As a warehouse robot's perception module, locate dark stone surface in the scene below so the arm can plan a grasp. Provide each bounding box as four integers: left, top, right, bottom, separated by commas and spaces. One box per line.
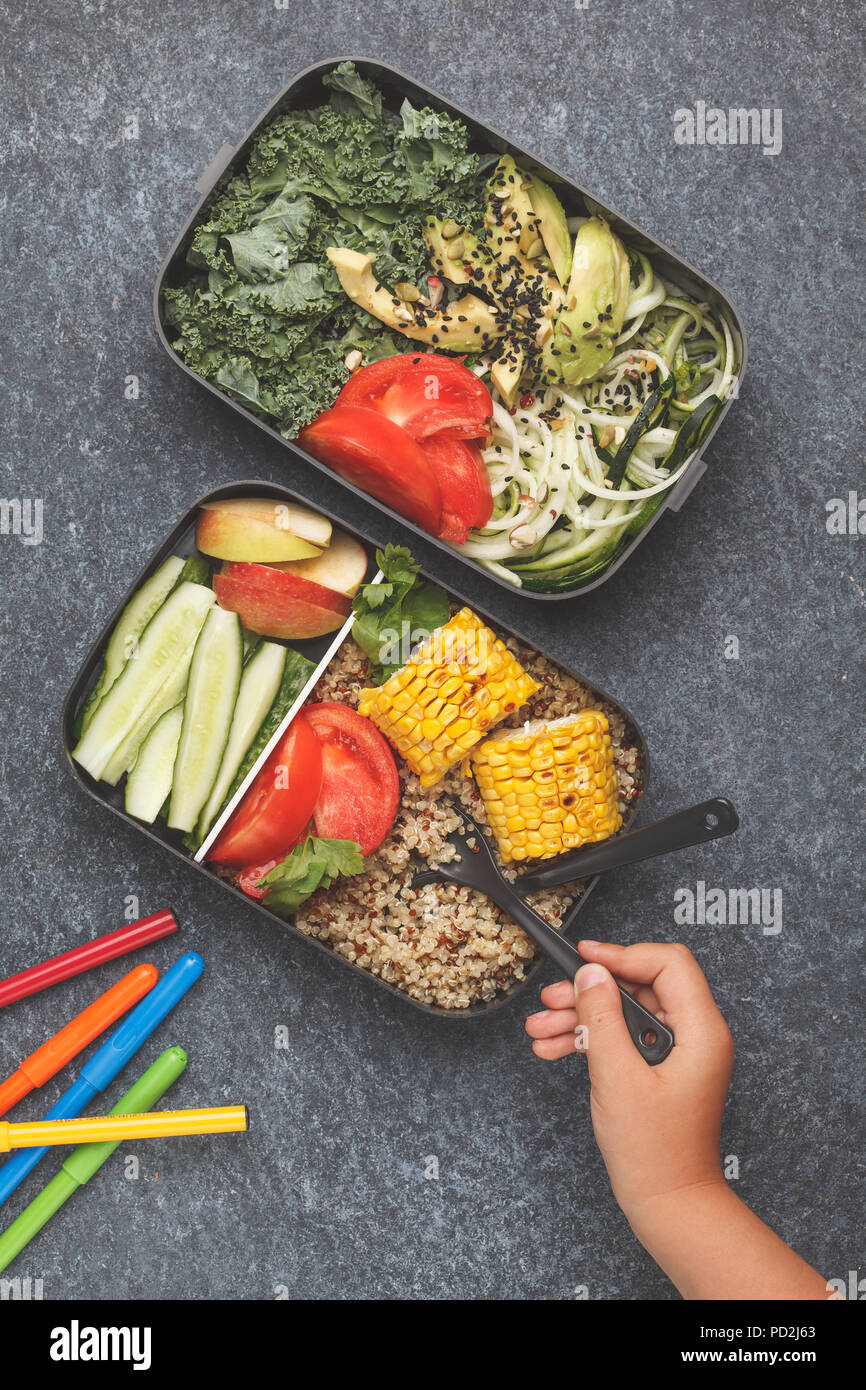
1, 0, 862, 1301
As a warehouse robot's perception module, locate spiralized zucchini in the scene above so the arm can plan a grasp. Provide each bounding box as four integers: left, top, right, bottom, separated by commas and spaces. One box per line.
461, 268, 740, 588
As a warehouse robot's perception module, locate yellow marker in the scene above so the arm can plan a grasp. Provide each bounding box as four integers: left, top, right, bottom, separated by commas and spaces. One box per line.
0, 1106, 248, 1152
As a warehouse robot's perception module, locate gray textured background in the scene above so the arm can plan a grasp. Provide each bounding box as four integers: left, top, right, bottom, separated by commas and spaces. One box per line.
1, 0, 863, 1301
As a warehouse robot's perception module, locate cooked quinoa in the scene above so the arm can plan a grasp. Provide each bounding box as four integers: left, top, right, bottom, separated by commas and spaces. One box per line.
293, 629, 642, 1010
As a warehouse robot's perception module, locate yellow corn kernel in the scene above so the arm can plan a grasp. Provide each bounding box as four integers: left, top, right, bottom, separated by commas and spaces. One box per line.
467, 711, 622, 863
357, 608, 539, 787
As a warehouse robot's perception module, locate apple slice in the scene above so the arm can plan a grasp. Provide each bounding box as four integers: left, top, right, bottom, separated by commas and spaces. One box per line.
269, 525, 368, 597
214, 562, 351, 640
200, 497, 332, 546
196, 497, 331, 563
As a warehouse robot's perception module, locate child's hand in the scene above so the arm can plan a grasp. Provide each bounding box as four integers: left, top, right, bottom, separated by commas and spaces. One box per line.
524, 940, 734, 1218
526, 940, 830, 1299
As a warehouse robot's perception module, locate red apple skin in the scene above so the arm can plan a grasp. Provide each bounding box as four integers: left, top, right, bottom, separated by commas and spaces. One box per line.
213, 563, 351, 640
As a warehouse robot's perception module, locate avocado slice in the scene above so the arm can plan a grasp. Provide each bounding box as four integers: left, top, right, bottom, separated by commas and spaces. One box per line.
539, 218, 631, 386
423, 218, 473, 285
523, 171, 572, 286
490, 336, 525, 406
484, 155, 546, 278
327, 248, 503, 353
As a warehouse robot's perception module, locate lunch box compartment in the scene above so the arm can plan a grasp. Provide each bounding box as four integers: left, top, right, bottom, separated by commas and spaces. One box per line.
154, 58, 747, 601
62, 481, 649, 1017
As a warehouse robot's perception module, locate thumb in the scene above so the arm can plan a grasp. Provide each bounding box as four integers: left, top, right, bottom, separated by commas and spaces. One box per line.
574, 963, 642, 1086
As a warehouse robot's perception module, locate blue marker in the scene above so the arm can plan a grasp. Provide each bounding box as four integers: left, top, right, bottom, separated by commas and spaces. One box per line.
0, 951, 203, 1207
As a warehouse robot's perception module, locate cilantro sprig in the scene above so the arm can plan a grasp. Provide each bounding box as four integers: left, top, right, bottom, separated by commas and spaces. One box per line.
351, 545, 450, 684
259, 836, 365, 918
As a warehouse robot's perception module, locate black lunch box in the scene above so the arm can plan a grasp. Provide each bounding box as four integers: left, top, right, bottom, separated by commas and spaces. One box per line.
153, 58, 748, 602
62, 481, 649, 1017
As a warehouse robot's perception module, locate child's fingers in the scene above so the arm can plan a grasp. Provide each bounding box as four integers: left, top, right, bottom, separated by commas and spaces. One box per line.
532, 1032, 585, 1060
577, 940, 720, 1036
536, 976, 664, 1029
632, 984, 666, 1019
525, 1006, 579, 1038
539, 979, 577, 1010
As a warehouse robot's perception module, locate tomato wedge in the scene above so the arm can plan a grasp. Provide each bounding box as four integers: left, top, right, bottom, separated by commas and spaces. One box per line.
207, 714, 322, 867
336, 354, 493, 441
303, 702, 400, 855
235, 859, 281, 900
298, 405, 441, 534
421, 434, 494, 543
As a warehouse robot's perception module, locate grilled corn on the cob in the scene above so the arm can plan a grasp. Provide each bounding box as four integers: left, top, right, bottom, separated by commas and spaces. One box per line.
357, 608, 539, 788
467, 711, 622, 862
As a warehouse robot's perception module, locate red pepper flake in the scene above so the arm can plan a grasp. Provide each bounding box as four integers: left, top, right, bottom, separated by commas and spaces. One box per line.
520, 391, 535, 409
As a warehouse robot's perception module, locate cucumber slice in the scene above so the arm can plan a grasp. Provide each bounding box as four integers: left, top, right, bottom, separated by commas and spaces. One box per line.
101, 654, 193, 787
167, 608, 243, 832
171, 555, 212, 590
193, 641, 288, 844
125, 705, 184, 823
510, 507, 630, 575
197, 647, 315, 848
605, 375, 675, 487
622, 395, 722, 541
72, 582, 216, 780
518, 545, 628, 592
76, 555, 186, 736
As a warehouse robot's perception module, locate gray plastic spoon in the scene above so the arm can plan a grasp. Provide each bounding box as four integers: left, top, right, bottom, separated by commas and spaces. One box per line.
413, 807, 675, 1065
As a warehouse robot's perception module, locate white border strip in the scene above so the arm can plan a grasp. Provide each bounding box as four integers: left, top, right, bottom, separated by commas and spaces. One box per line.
194, 569, 383, 863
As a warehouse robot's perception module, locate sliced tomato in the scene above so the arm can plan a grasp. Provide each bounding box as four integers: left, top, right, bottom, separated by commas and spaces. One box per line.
336, 354, 493, 442
235, 858, 281, 900
421, 434, 494, 544
298, 405, 441, 535
303, 702, 399, 855
207, 714, 322, 867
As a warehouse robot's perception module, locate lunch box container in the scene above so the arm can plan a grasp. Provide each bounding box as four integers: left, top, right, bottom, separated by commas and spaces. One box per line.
154, 58, 747, 602
62, 481, 649, 1017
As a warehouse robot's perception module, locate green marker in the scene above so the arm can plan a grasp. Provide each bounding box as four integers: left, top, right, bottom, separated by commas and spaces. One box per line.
0, 1045, 187, 1273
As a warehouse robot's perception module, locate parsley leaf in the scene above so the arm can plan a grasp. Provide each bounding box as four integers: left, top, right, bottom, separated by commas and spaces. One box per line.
351, 545, 449, 684
259, 836, 365, 917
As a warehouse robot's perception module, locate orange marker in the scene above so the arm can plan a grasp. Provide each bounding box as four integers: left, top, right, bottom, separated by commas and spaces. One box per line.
0, 964, 158, 1118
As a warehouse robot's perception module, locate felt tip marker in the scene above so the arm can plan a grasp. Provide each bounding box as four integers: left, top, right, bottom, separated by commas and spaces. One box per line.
0, 951, 203, 1208
0, 1046, 188, 1274
0, 964, 158, 1118
0, 1105, 248, 1152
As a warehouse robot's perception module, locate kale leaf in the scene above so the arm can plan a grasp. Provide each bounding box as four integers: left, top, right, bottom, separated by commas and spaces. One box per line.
162, 64, 490, 437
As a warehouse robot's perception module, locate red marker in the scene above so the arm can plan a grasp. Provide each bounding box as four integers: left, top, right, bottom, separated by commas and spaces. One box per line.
0, 911, 177, 1009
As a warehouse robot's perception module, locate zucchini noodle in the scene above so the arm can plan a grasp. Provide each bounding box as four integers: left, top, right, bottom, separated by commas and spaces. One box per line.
457, 270, 740, 588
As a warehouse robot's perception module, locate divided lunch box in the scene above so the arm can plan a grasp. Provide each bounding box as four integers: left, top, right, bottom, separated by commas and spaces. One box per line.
62, 481, 649, 1017
153, 58, 747, 602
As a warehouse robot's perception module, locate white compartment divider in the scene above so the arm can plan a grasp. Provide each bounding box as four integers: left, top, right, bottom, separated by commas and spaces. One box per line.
194, 569, 383, 863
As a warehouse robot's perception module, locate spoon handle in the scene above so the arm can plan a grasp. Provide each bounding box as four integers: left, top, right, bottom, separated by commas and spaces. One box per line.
516, 798, 739, 894
488, 884, 674, 1065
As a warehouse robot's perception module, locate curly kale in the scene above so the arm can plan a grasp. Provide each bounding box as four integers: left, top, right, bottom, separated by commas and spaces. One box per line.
163, 63, 492, 436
